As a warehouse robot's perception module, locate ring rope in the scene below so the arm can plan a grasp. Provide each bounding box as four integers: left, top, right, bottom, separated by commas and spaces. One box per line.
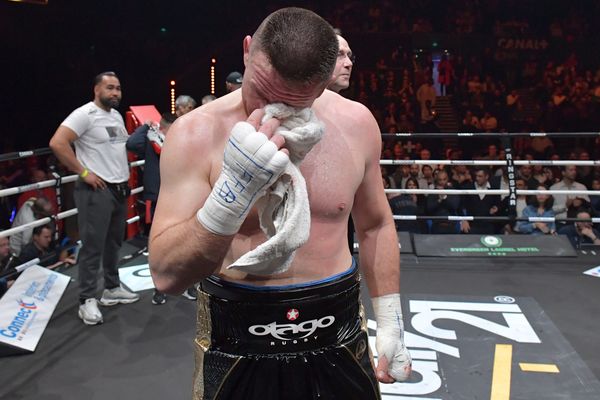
381, 131, 600, 138
0, 185, 144, 239
0, 147, 53, 163
391, 215, 600, 223
385, 189, 600, 196
0, 160, 145, 200
380, 159, 600, 166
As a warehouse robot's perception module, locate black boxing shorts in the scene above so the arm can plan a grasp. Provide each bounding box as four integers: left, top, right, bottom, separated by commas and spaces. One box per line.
192, 261, 381, 400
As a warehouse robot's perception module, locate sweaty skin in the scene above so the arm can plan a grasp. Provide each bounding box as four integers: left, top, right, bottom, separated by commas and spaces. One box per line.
149, 36, 401, 383
150, 85, 397, 289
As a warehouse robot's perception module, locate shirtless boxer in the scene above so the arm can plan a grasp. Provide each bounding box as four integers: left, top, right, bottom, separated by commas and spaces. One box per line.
149, 7, 411, 400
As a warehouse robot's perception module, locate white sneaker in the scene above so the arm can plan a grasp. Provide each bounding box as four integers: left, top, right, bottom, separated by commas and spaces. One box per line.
99, 285, 140, 306
181, 287, 197, 301
78, 298, 103, 325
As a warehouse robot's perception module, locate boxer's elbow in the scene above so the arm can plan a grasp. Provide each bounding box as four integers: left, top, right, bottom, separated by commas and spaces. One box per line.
149, 254, 214, 295
151, 269, 185, 295
150, 263, 187, 295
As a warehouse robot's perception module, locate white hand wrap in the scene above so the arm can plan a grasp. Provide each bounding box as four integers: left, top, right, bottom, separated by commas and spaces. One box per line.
372, 293, 412, 381
197, 121, 290, 236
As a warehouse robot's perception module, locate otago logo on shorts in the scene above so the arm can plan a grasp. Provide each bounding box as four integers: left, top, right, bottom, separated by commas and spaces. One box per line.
248, 315, 335, 342
481, 235, 502, 248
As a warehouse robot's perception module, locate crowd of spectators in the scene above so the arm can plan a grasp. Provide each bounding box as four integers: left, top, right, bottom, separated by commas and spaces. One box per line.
335, 1, 600, 137
324, 1, 600, 241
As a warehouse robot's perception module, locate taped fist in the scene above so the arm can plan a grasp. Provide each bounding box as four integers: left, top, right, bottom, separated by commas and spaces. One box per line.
372, 293, 412, 382
197, 121, 289, 236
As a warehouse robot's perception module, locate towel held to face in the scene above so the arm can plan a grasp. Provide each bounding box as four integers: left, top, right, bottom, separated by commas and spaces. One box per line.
227, 103, 324, 275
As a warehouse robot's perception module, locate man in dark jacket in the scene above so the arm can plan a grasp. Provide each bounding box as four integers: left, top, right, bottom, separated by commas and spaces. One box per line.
127, 113, 176, 220
426, 171, 461, 233
126, 112, 176, 305
460, 167, 500, 234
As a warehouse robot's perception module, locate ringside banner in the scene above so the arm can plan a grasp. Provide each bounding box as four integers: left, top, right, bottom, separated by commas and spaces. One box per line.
413, 234, 577, 257
0, 266, 70, 353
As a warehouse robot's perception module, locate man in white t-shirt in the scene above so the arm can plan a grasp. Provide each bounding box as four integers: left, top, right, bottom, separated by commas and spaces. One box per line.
551, 164, 590, 221
49, 71, 139, 326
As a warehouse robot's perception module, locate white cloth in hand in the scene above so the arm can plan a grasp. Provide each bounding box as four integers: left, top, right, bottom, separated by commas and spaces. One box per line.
197, 122, 289, 236
228, 103, 324, 275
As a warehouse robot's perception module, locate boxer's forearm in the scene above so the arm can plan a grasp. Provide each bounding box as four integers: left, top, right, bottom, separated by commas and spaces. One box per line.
357, 219, 400, 297
149, 216, 233, 294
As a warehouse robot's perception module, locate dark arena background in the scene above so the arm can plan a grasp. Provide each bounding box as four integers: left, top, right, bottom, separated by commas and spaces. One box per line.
1, 1, 600, 399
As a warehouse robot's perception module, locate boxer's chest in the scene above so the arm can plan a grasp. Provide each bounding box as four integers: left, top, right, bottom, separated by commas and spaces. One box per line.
300, 128, 364, 221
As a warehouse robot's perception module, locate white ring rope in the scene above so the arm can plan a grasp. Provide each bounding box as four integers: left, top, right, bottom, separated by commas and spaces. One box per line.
126, 215, 140, 224
382, 131, 600, 137
380, 159, 600, 166
0, 160, 145, 200
385, 189, 600, 196
0, 185, 144, 239
392, 215, 600, 223
0, 175, 78, 199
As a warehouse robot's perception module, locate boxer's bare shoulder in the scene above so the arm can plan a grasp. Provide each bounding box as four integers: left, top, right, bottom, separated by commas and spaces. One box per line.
314, 90, 380, 142
162, 91, 247, 184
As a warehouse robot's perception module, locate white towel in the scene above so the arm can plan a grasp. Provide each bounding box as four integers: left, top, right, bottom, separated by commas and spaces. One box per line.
227, 103, 324, 275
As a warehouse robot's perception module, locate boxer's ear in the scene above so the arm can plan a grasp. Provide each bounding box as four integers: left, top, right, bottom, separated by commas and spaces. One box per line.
243, 35, 252, 66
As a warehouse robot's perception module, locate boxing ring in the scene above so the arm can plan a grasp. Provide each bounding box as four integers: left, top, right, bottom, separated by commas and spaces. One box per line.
1, 130, 600, 400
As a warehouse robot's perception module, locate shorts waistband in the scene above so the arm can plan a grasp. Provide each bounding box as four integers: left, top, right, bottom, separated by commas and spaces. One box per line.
197, 262, 362, 355
201, 259, 357, 302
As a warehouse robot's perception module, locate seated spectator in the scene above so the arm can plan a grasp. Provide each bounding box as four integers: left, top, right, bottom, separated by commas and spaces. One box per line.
420, 148, 432, 161
480, 111, 498, 132
10, 196, 54, 256
529, 135, 554, 159
551, 165, 590, 222
481, 144, 500, 160
0, 234, 15, 297
381, 166, 396, 189
396, 114, 415, 132
558, 209, 600, 248
577, 151, 594, 188
460, 167, 500, 234
506, 89, 520, 107
16, 168, 58, 212
517, 164, 539, 189
532, 164, 552, 186
590, 178, 600, 217
389, 178, 424, 233
408, 164, 429, 189
392, 163, 410, 188
462, 110, 481, 131
516, 186, 556, 235
567, 195, 591, 219
426, 171, 460, 233
421, 165, 434, 187
451, 164, 472, 188
392, 142, 405, 159
19, 225, 75, 269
